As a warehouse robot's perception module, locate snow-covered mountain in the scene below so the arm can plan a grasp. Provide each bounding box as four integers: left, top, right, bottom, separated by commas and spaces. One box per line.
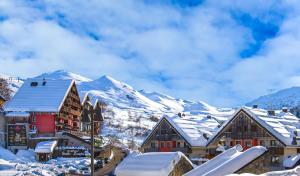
246, 87, 300, 109
36, 70, 92, 84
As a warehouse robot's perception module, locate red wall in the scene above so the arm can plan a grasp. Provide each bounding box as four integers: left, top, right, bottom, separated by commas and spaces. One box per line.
36, 113, 56, 134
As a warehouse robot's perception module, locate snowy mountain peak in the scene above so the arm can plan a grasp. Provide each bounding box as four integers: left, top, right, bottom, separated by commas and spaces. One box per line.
90, 75, 133, 91
35, 70, 92, 83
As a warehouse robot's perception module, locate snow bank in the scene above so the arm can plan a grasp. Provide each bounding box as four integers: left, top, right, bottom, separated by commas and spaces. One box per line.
115, 152, 192, 176
228, 166, 300, 176
35, 141, 57, 153
16, 149, 36, 162
0, 146, 18, 161
185, 145, 267, 176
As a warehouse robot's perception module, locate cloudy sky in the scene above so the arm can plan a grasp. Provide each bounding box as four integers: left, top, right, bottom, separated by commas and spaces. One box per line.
0, 0, 300, 106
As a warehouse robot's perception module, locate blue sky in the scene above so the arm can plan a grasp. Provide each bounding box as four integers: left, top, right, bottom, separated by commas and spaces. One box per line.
0, 0, 300, 107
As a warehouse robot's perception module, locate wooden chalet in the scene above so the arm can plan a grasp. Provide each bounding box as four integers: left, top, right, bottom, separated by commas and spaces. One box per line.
80, 93, 104, 135
141, 112, 233, 161
207, 106, 300, 173
4, 78, 82, 151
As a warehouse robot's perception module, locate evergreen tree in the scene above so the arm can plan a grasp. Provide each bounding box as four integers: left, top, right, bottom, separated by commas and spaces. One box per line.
0, 78, 11, 101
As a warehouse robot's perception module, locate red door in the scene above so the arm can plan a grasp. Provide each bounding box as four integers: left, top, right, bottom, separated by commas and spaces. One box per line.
36, 113, 55, 134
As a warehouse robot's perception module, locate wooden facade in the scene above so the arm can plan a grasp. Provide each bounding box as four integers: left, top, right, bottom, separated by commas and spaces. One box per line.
57, 83, 82, 132
142, 118, 192, 156
80, 96, 104, 135
208, 109, 298, 172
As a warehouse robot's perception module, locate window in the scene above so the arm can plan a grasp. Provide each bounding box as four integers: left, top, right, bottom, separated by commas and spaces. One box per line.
184, 142, 187, 148
177, 142, 181, 148
245, 140, 252, 148
151, 142, 156, 148
297, 148, 300, 154
271, 156, 280, 165
260, 140, 265, 146
235, 140, 241, 145
167, 142, 171, 148
230, 141, 233, 146
160, 142, 165, 148
270, 140, 277, 146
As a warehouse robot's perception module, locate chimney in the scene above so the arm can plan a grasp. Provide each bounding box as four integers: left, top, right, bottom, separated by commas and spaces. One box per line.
42, 78, 47, 86
252, 105, 258, 109
203, 133, 209, 140
282, 107, 288, 113
268, 110, 275, 116
178, 112, 182, 118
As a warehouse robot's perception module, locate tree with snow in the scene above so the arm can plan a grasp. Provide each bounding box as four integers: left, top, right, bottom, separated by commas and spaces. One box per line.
0, 78, 11, 101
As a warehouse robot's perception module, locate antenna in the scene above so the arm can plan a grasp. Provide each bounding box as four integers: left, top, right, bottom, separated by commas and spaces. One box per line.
267, 88, 275, 110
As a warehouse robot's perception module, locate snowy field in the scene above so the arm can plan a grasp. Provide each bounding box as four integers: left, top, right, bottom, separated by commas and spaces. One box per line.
0, 147, 92, 176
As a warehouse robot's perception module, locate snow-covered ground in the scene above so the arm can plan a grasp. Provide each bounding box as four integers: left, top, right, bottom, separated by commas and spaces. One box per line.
0, 146, 92, 176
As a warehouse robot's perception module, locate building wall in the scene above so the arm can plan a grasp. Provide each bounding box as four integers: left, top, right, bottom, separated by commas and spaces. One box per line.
0, 112, 6, 147
171, 157, 194, 176
35, 113, 56, 134
142, 119, 191, 155
284, 147, 298, 156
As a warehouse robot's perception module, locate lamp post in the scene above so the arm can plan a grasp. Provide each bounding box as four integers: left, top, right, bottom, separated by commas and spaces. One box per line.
91, 109, 94, 176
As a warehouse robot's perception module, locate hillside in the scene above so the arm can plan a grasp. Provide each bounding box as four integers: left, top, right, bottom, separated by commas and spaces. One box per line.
246, 87, 300, 110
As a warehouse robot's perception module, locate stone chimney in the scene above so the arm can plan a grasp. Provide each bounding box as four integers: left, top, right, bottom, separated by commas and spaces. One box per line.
282, 107, 288, 113
268, 110, 275, 116
252, 105, 258, 109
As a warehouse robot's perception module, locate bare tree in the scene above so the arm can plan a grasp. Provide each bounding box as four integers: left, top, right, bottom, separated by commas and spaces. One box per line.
0, 78, 11, 101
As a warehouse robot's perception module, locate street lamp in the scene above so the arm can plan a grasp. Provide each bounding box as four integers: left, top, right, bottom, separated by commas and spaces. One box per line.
90, 109, 94, 176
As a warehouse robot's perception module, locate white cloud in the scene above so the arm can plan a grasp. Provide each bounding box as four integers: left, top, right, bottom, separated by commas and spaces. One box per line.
0, 0, 300, 106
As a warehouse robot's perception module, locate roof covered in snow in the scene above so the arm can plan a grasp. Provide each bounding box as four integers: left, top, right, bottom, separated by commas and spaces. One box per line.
35, 140, 57, 153
283, 154, 300, 168
208, 107, 300, 147
184, 145, 267, 176
4, 79, 74, 112
5, 111, 30, 117
115, 152, 193, 176
244, 107, 300, 146
143, 111, 234, 147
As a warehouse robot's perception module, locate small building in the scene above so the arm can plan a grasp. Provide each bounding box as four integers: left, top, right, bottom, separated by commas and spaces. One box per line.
35, 140, 57, 162
207, 106, 300, 173
184, 145, 267, 176
141, 112, 233, 160
115, 152, 194, 176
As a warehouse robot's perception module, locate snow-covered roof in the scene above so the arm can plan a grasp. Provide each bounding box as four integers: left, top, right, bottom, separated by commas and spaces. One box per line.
283, 154, 300, 168
244, 107, 300, 146
35, 140, 57, 153
115, 152, 193, 176
143, 111, 233, 147
208, 107, 300, 147
4, 78, 74, 112
165, 115, 221, 147
184, 145, 267, 176
5, 111, 30, 117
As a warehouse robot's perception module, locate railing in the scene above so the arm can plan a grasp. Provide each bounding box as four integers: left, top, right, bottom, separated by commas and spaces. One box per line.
144, 148, 159, 152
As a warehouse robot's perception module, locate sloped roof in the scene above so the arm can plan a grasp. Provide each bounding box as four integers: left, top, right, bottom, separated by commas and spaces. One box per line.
184, 145, 267, 176
35, 140, 57, 153
208, 107, 300, 146
245, 107, 300, 146
4, 78, 74, 112
115, 152, 193, 176
142, 111, 234, 147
